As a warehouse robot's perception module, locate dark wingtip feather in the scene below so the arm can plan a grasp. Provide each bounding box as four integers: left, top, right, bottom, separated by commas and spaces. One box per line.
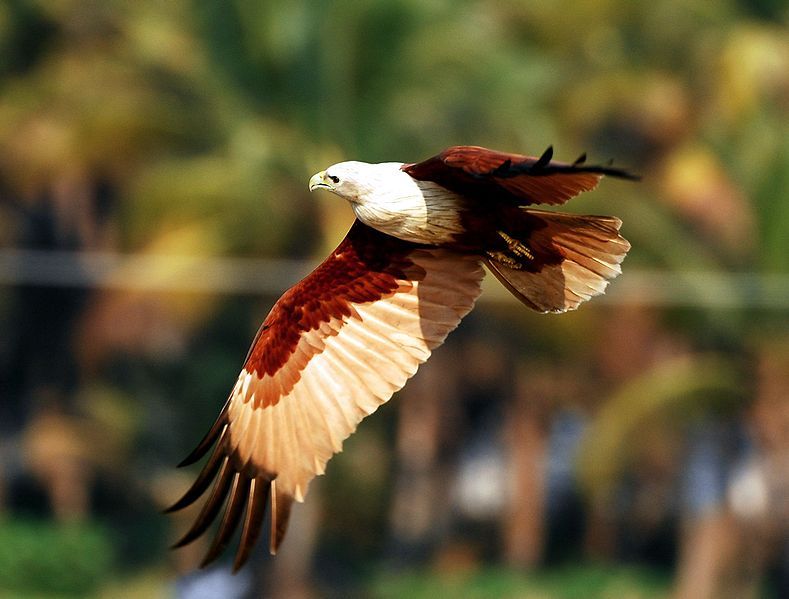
538, 158, 641, 181
599, 166, 641, 181
177, 405, 230, 467
483, 146, 639, 181
164, 438, 227, 514
199, 473, 249, 569
171, 457, 233, 549
534, 145, 554, 169
232, 477, 270, 572
269, 483, 294, 556
489, 159, 512, 177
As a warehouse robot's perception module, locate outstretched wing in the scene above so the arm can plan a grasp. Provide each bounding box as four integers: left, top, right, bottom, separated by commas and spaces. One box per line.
167, 221, 484, 570
402, 145, 639, 207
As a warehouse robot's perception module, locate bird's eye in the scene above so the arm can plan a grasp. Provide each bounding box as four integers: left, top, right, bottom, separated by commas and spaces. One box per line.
328, 174, 340, 184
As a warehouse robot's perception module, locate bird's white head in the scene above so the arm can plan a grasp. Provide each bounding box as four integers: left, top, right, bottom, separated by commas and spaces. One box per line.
308, 159, 463, 244
308, 161, 407, 205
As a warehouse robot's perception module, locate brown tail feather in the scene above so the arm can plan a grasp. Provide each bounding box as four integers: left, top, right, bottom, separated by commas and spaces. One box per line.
485, 209, 630, 313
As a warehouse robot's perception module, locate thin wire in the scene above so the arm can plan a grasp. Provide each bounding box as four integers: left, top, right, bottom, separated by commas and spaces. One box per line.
1, 249, 788, 309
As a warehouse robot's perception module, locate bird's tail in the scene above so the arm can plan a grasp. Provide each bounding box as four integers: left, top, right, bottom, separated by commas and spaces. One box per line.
484, 209, 630, 313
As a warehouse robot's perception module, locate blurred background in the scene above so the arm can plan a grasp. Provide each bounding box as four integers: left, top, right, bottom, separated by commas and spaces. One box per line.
0, 1, 787, 597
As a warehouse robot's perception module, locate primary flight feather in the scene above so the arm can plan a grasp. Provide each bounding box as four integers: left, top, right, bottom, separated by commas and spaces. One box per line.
167, 145, 635, 570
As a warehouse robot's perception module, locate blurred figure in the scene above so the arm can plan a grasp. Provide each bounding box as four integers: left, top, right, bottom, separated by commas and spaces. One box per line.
674, 343, 789, 599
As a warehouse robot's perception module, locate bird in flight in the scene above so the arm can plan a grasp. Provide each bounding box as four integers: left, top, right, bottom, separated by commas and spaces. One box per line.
167, 145, 636, 571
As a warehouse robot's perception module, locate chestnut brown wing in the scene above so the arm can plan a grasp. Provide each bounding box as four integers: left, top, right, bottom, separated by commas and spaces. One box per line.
403, 145, 638, 206
166, 221, 484, 570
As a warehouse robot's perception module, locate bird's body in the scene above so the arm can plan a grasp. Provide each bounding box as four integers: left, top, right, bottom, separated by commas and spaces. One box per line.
168, 145, 636, 570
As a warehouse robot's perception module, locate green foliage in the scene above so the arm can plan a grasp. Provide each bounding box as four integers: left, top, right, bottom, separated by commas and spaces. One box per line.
0, 520, 115, 596
372, 564, 670, 599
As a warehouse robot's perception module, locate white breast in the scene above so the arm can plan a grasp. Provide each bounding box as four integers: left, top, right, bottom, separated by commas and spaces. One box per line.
345, 162, 465, 245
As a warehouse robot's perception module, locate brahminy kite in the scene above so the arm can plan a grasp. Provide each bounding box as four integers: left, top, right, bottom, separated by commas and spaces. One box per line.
167, 145, 636, 570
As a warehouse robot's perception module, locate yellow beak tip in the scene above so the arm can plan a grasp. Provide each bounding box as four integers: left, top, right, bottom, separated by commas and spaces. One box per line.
309, 171, 329, 192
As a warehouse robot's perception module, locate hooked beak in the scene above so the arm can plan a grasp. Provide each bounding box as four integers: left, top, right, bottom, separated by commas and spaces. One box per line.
309, 171, 333, 192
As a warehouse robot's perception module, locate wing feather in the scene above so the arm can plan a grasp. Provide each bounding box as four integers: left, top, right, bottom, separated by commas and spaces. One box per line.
200, 473, 248, 568
165, 431, 226, 514
172, 456, 233, 549
232, 477, 269, 572
168, 221, 484, 566
403, 145, 638, 206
